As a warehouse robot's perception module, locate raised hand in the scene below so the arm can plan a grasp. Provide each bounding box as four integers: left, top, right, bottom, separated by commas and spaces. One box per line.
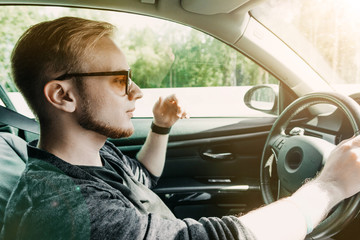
152, 94, 189, 128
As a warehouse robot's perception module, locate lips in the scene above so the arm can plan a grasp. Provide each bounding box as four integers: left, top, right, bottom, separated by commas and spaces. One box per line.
127, 108, 135, 117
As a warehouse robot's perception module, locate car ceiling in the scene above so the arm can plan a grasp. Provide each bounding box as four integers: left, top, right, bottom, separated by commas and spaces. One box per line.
0, 0, 264, 45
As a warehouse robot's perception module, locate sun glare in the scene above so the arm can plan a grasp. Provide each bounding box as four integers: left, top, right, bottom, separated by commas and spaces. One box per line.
343, 0, 360, 17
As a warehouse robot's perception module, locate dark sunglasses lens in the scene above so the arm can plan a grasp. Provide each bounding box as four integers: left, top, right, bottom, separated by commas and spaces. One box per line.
127, 70, 132, 95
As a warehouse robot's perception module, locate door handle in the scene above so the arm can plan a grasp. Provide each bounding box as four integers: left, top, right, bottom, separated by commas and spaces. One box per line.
202, 152, 234, 160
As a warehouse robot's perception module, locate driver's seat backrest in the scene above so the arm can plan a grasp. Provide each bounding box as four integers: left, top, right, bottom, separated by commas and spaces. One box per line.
0, 132, 27, 230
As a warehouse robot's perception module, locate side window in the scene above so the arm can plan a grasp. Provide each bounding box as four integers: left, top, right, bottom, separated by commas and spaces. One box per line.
115, 14, 279, 118
0, 6, 278, 118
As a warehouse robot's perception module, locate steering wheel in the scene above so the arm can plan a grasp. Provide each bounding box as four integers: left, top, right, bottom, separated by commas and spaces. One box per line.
260, 92, 360, 239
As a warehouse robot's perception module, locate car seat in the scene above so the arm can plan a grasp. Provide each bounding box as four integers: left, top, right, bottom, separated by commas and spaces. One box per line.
0, 132, 27, 230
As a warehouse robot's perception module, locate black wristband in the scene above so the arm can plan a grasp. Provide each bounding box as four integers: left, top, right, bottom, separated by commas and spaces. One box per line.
151, 122, 171, 135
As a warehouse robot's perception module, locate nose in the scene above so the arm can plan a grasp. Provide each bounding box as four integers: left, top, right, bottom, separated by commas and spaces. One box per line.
128, 81, 143, 100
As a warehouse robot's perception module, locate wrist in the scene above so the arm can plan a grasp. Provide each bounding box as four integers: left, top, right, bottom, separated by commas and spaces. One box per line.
293, 178, 342, 209
314, 176, 344, 205
288, 178, 342, 234
151, 122, 171, 135
285, 197, 315, 234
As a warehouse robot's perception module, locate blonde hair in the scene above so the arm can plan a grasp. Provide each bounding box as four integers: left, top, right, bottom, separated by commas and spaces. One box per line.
11, 16, 115, 122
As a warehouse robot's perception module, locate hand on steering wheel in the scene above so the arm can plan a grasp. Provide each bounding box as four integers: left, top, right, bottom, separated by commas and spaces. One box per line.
260, 92, 360, 239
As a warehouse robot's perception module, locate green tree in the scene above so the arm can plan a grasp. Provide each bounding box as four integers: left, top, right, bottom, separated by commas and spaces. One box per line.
119, 27, 173, 88
0, 6, 111, 92
0, 7, 53, 91
0, 6, 276, 92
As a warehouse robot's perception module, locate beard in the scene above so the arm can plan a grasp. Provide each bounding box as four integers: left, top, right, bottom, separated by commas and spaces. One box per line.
76, 89, 134, 139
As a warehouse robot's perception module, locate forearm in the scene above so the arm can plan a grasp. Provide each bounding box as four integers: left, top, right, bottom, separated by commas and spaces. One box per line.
140, 94, 187, 177
240, 178, 342, 240
136, 131, 169, 177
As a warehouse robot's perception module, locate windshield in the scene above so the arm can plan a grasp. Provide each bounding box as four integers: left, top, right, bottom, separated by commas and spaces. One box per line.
252, 0, 360, 95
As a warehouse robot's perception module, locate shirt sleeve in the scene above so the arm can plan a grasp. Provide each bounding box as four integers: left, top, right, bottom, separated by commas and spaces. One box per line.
76, 186, 257, 240
7, 196, 255, 240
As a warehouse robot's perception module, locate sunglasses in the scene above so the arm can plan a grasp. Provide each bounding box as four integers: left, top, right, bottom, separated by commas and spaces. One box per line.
55, 69, 132, 95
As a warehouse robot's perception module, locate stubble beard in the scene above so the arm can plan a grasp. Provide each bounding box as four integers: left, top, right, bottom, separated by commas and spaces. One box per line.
77, 91, 134, 139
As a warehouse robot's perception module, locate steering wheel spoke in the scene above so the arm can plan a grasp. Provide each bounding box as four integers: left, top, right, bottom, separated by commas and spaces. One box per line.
268, 134, 288, 155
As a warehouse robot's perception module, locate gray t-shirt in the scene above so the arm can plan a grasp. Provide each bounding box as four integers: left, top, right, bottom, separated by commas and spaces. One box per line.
0, 140, 256, 240
79, 157, 175, 220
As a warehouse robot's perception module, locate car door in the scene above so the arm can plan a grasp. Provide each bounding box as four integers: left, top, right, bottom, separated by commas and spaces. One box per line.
116, 116, 274, 220
105, 11, 295, 220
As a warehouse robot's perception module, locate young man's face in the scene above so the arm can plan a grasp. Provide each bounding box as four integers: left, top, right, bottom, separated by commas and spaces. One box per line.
74, 36, 143, 139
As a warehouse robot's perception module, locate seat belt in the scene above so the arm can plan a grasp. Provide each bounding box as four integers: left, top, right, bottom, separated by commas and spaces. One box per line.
0, 105, 40, 134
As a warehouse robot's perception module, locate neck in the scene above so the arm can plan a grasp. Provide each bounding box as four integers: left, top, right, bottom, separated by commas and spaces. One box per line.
38, 122, 107, 167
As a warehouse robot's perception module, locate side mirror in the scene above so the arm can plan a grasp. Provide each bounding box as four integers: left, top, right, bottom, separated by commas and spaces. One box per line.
244, 84, 278, 115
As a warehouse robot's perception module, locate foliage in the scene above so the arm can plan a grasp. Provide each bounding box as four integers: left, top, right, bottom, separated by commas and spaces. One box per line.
0, 6, 276, 92
119, 22, 276, 88
0, 6, 112, 91
0, 7, 50, 91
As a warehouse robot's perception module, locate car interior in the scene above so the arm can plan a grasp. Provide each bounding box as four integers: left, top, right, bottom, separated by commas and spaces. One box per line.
1, 0, 360, 239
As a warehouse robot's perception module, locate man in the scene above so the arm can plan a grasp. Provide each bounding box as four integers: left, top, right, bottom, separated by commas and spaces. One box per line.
2, 16, 360, 240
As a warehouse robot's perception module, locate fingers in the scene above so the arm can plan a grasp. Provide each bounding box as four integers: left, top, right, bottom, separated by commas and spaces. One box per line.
318, 135, 360, 199
351, 135, 360, 145
338, 135, 360, 150
337, 135, 355, 147
178, 110, 189, 119
163, 94, 189, 119
153, 96, 163, 110
347, 136, 360, 162
152, 94, 189, 127
165, 93, 179, 104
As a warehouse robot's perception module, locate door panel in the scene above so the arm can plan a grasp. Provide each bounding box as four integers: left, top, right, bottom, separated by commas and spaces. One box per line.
115, 117, 276, 219
157, 133, 267, 219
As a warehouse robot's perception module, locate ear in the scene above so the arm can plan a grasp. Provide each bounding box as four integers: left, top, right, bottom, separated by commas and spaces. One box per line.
43, 80, 77, 113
